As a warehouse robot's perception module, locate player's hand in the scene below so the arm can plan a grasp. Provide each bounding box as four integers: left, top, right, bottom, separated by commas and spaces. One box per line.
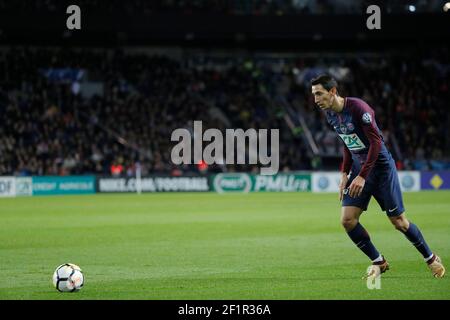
339, 173, 349, 201
348, 175, 365, 198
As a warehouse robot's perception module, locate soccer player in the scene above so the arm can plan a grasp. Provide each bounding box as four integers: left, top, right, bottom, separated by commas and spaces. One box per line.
311, 74, 445, 278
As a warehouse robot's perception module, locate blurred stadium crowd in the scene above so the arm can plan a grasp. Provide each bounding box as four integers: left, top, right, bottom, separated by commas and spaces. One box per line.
0, 47, 449, 176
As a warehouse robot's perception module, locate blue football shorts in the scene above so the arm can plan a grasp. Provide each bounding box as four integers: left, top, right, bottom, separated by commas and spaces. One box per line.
342, 154, 405, 217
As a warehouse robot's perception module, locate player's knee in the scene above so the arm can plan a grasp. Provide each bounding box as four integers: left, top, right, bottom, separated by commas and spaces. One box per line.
394, 223, 408, 233
341, 217, 358, 231
390, 216, 409, 232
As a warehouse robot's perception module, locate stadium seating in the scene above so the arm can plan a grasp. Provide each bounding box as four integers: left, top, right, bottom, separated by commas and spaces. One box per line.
0, 47, 449, 176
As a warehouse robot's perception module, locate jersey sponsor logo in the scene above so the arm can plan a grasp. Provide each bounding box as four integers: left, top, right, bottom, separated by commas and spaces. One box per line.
338, 133, 367, 151
362, 112, 372, 124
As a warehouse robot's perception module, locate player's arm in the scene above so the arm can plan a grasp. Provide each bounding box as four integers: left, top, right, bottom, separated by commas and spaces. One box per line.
339, 145, 352, 201
348, 109, 382, 197
358, 111, 382, 179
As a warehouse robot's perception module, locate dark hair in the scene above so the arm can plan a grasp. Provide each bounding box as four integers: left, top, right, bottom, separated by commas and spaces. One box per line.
311, 74, 338, 91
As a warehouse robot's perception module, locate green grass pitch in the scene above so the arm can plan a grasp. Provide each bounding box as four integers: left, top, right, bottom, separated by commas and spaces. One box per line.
0, 191, 449, 300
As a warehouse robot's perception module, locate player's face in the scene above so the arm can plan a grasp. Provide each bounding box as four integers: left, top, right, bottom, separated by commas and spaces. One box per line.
312, 84, 334, 110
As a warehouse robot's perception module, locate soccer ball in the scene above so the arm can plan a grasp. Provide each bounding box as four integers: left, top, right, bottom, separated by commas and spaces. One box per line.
52, 263, 84, 292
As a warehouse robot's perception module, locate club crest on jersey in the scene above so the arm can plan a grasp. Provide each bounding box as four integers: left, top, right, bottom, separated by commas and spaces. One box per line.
362, 112, 372, 124
338, 123, 354, 134
339, 124, 348, 134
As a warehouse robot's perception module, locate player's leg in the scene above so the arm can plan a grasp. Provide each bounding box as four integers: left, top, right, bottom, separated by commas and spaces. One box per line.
341, 205, 389, 276
340, 205, 362, 232
375, 156, 445, 277
388, 213, 432, 258
388, 213, 445, 278
341, 169, 390, 276
341, 206, 383, 261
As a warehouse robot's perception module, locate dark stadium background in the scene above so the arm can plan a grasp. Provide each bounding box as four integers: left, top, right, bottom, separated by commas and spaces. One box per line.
1, 0, 450, 178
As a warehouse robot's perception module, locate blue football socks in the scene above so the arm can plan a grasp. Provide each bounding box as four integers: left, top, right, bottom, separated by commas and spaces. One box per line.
402, 222, 433, 259
347, 223, 381, 261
